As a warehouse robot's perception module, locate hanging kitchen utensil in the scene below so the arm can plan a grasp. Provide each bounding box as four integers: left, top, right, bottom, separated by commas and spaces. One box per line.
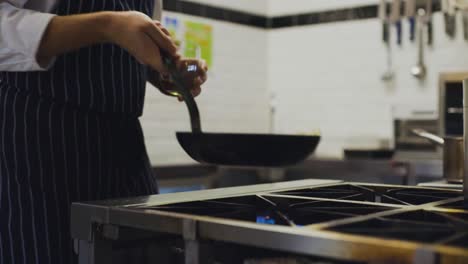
395, 20, 403, 45
381, 0, 394, 81
446, 0, 457, 38
391, 0, 403, 45
380, 0, 389, 43
426, 0, 434, 45
382, 21, 395, 81
160, 52, 320, 167
412, 129, 463, 183
442, 0, 451, 35
406, 0, 416, 42
411, 9, 427, 79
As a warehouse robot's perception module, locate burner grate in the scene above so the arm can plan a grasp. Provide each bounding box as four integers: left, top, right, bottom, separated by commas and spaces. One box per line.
327, 209, 468, 247
271, 184, 461, 206
384, 188, 461, 205
272, 185, 375, 202
146, 183, 467, 251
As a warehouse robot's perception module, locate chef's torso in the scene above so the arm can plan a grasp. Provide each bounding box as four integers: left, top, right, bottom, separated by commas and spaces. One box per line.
0, 0, 162, 116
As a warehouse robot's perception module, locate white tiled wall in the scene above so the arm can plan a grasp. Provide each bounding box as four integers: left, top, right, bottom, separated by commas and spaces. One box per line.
141, 12, 270, 166
269, 13, 468, 158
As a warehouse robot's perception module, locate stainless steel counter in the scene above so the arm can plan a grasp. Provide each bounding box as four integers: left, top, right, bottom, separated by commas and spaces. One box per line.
71, 179, 467, 264
72, 179, 340, 240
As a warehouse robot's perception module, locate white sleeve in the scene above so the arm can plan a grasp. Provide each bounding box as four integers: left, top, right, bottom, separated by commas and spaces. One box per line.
0, 2, 56, 71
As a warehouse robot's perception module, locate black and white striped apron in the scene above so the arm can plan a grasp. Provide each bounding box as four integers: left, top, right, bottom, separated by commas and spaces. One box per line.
0, 0, 158, 263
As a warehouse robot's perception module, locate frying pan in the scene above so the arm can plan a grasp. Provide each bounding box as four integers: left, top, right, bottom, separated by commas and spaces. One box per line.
161, 53, 320, 167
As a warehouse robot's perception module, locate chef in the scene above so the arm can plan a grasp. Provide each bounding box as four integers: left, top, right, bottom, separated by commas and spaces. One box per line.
0, 0, 208, 263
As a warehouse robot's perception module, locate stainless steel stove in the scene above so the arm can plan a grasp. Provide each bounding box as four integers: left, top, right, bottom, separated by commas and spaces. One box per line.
71, 179, 468, 264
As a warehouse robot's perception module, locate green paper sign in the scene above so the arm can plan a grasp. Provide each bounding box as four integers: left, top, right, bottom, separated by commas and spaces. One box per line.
184, 21, 213, 68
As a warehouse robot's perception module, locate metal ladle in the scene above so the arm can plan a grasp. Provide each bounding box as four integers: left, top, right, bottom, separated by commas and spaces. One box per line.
380, 0, 394, 81
411, 9, 427, 79
382, 20, 395, 81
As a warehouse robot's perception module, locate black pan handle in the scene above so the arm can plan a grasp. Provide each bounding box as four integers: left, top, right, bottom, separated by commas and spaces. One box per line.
160, 50, 202, 133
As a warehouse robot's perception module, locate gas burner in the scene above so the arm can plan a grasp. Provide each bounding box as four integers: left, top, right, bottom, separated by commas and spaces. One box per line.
272, 184, 461, 205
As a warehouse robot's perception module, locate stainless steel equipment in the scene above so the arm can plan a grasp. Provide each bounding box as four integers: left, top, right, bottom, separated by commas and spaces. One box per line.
392, 105, 440, 163
394, 118, 438, 152
71, 179, 468, 264
412, 129, 464, 183
439, 72, 468, 138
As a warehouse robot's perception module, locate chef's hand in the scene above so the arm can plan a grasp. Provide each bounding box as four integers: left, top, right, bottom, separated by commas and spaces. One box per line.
147, 22, 209, 100
107, 11, 178, 73
158, 58, 208, 101
36, 11, 178, 70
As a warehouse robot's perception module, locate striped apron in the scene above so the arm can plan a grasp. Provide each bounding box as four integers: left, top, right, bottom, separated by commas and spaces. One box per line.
0, 0, 159, 263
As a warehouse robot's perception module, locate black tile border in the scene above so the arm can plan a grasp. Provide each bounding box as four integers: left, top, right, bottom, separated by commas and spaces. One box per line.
163, 0, 441, 29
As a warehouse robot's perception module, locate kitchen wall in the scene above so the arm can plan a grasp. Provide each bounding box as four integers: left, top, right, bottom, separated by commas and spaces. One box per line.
142, 0, 468, 165
268, 12, 468, 158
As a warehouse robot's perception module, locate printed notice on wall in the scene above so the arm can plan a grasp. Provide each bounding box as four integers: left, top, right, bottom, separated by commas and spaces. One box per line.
184, 21, 213, 68
163, 17, 213, 68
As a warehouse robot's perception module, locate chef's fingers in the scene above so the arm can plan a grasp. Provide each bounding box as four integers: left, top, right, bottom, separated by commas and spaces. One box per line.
191, 86, 202, 97
128, 32, 164, 72
143, 23, 177, 55
199, 59, 208, 72
194, 60, 208, 84
193, 76, 205, 86
154, 21, 171, 37
179, 59, 208, 80
149, 44, 169, 74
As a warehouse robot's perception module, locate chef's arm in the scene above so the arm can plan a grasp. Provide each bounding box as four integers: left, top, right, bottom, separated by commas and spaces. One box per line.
36, 13, 111, 66
38, 11, 178, 73
146, 20, 172, 89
